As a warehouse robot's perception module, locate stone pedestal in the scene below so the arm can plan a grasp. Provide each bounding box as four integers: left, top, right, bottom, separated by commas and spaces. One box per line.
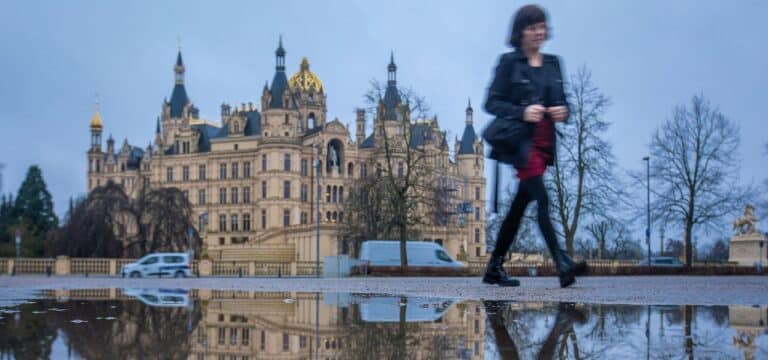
109, 259, 118, 275
729, 305, 767, 359
199, 260, 212, 276
55, 256, 71, 275
728, 233, 767, 266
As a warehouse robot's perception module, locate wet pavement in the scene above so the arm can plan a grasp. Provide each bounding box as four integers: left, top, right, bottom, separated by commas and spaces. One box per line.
2, 275, 768, 305
0, 288, 766, 359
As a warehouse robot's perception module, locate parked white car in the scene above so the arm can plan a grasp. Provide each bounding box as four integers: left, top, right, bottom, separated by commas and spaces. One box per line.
123, 288, 192, 308
358, 240, 465, 268
121, 253, 193, 278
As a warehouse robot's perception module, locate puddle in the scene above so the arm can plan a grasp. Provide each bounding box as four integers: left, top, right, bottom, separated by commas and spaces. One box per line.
0, 288, 765, 359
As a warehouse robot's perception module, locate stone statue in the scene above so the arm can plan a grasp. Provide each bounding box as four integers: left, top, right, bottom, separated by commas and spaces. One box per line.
329, 146, 339, 168
732, 204, 759, 235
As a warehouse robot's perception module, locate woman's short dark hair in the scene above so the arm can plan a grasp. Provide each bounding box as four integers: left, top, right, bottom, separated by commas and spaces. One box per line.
508, 4, 549, 48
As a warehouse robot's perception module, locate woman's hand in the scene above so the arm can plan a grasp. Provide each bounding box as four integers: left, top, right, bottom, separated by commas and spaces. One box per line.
524, 104, 546, 123
547, 106, 569, 122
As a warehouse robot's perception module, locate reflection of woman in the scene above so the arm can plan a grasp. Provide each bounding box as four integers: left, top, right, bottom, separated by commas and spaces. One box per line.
483, 301, 586, 360
484, 301, 520, 360
482, 4, 586, 288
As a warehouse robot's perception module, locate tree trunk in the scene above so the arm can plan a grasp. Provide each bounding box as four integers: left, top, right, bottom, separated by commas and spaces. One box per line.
684, 219, 694, 267
399, 224, 408, 272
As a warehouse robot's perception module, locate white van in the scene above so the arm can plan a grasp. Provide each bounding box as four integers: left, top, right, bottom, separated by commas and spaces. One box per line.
121, 253, 192, 278
358, 240, 465, 268
356, 295, 455, 322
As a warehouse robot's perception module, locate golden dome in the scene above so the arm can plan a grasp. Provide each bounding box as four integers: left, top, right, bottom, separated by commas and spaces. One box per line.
90, 109, 103, 130
289, 57, 324, 93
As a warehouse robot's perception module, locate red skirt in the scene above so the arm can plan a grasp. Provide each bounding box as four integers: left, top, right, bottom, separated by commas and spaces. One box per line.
515, 148, 549, 180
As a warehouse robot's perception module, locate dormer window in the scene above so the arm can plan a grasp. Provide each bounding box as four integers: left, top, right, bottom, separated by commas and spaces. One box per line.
233, 122, 240, 134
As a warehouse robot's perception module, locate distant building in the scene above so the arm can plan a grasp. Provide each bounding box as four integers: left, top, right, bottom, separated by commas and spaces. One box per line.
86, 39, 486, 265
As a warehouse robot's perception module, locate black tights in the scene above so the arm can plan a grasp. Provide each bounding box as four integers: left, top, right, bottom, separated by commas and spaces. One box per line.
492, 175, 559, 258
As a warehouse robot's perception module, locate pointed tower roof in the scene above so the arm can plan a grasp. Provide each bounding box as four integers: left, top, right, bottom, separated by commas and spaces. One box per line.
465, 98, 474, 124
268, 37, 290, 109
169, 50, 190, 118
382, 51, 401, 121
458, 98, 478, 155
276, 35, 286, 58
388, 50, 397, 73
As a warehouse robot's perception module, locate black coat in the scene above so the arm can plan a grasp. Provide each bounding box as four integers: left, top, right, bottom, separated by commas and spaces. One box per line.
483, 51, 568, 168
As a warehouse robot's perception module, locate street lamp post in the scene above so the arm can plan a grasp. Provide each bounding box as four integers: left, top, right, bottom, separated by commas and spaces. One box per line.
15, 228, 21, 260
187, 226, 194, 259
314, 144, 322, 278
643, 156, 651, 263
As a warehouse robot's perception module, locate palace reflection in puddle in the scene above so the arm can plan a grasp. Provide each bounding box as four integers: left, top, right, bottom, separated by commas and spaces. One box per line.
0, 289, 766, 359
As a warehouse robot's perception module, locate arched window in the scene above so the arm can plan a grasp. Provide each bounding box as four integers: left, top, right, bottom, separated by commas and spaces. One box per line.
332, 186, 337, 203
347, 162, 354, 178
326, 211, 331, 222
326, 185, 331, 203
308, 112, 316, 128
338, 187, 344, 203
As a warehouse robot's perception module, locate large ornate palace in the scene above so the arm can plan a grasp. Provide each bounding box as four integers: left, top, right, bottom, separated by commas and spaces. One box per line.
85, 39, 486, 266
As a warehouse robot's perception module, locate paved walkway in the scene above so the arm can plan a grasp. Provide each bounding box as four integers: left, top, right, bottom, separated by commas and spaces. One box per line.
1, 275, 767, 305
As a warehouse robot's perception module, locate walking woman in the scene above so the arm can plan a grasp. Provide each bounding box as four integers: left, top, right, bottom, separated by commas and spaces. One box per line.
483, 4, 587, 288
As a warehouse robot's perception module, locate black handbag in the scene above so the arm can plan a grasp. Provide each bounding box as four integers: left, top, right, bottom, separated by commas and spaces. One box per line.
482, 117, 531, 214
481, 116, 528, 154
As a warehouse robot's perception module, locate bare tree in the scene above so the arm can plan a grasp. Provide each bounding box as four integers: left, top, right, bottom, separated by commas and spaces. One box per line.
52, 182, 201, 258
50, 182, 131, 257
342, 82, 442, 271
339, 177, 397, 256
585, 219, 635, 259
664, 239, 685, 258
377, 112, 436, 270
547, 65, 622, 256
127, 186, 201, 257
586, 221, 610, 260
705, 238, 729, 262
647, 94, 750, 266
362, 79, 431, 124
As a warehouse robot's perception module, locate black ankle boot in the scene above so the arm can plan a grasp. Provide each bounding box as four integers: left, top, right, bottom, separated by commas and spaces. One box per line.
552, 249, 588, 288
483, 255, 520, 287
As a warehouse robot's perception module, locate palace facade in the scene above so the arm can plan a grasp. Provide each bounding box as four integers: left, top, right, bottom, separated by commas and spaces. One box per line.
85, 39, 486, 266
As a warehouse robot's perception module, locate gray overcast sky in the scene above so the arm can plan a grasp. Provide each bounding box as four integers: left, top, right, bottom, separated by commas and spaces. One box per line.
0, 1, 766, 248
